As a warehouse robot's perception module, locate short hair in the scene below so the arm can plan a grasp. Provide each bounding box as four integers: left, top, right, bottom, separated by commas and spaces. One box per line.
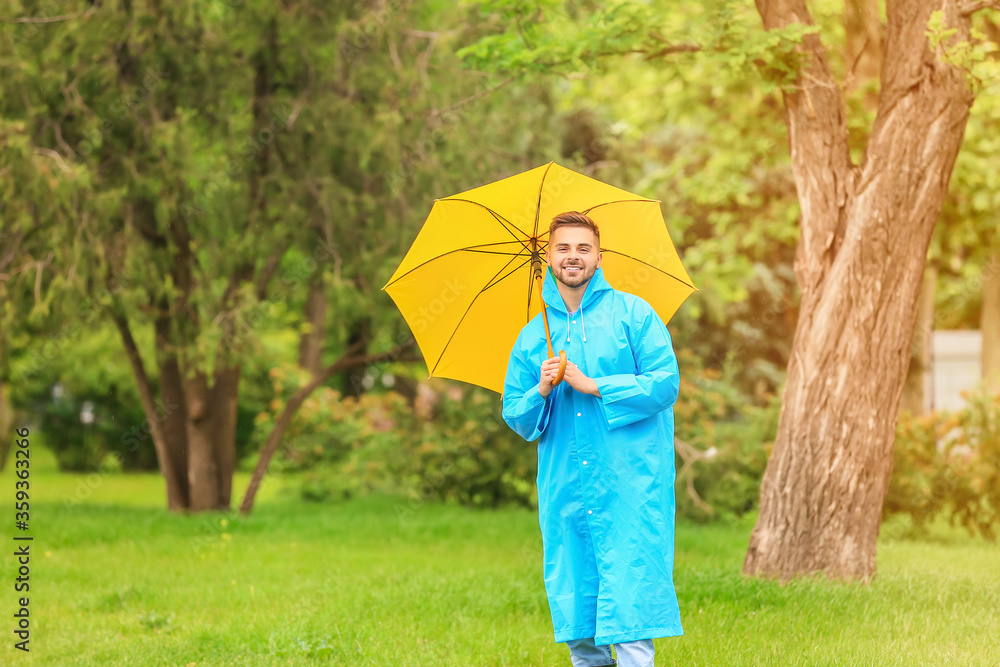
548, 211, 600, 247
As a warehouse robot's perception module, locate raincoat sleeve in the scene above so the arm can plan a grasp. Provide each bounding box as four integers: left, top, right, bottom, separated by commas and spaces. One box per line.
501, 340, 553, 442
593, 299, 679, 431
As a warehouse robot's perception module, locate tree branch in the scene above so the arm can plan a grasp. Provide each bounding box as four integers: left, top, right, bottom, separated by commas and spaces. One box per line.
239, 338, 418, 514
0, 8, 96, 24
960, 0, 1000, 15
32, 147, 72, 174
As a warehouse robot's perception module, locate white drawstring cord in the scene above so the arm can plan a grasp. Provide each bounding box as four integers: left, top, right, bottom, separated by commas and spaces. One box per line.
565, 303, 588, 343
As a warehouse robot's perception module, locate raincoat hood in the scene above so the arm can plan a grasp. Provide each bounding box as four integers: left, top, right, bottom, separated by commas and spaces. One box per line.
541, 265, 613, 315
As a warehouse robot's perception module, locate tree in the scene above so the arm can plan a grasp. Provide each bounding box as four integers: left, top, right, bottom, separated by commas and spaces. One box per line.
460, 0, 998, 580
3, 0, 569, 511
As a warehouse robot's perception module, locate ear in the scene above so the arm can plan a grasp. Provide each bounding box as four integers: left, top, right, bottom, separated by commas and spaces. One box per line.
596, 251, 602, 268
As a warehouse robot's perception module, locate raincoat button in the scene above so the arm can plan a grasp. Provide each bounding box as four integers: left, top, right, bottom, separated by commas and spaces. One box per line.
583, 460, 588, 465
572, 320, 576, 324
588, 510, 593, 515
577, 412, 582, 417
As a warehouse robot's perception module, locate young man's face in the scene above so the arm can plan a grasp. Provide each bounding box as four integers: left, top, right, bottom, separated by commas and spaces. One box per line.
546, 225, 602, 289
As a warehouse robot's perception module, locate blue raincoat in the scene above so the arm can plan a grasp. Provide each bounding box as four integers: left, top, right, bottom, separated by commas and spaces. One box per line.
502, 266, 683, 645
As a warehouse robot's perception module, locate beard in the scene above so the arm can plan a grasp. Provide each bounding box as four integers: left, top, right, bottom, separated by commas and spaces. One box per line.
555, 262, 596, 288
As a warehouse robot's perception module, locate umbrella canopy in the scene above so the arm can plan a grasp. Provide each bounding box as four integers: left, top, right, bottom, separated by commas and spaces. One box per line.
382, 161, 696, 393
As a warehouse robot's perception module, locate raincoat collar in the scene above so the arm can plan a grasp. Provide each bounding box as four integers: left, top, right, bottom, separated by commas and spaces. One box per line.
542, 265, 613, 314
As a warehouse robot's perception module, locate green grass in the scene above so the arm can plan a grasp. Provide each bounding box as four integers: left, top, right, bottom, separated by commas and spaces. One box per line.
1, 446, 999, 666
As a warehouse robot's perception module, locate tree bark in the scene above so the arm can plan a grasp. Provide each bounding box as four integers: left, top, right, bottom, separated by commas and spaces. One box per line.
111, 308, 189, 511
982, 247, 1000, 393
185, 372, 226, 511
153, 311, 192, 508
298, 270, 327, 375
900, 265, 936, 415
744, 0, 975, 581
212, 366, 241, 508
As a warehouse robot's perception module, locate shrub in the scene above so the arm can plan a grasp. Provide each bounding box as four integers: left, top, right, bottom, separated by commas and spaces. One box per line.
673, 348, 778, 522
260, 350, 780, 516
886, 384, 1000, 539
259, 363, 537, 508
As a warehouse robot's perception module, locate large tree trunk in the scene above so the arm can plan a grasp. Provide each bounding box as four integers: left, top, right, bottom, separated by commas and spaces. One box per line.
184, 373, 219, 511
112, 309, 190, 511
212, 366, 241, 508
983, 247, 1000, 393
183, 369, 239, 511
900, 265, 936, 415
154, 313, 192, 508
744, 0, 975, 581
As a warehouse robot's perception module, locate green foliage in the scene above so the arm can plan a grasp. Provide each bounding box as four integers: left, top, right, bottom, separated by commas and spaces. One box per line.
262, 351, 777, 519
394, 382, 537, 509
458, 0, 803, 402
926, 10, 1000, 91
673, 349, 778, 522
887, 385, 1000, 539
260, 365, 537, 508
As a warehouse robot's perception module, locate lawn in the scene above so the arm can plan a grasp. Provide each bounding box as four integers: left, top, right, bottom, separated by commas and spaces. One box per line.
1, 446, 998, 666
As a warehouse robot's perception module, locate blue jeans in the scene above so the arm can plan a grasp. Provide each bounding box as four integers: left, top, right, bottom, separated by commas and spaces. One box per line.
567, 638, 655, 667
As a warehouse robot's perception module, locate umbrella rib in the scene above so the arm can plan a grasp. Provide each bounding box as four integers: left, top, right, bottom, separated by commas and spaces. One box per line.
582, 198, 660, 215
482, 254, 533, 292
534, 199, 662, 243
429, 252, 527, 377
601, 249, 697, 290
526, 258, 538, 326
383, 242, 528, 288
532, 162, 554, 240
438, 198, 532, 252
462, 249, 529, 257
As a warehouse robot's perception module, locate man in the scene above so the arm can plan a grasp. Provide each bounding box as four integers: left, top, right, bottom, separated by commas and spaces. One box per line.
502, 211, 683, 667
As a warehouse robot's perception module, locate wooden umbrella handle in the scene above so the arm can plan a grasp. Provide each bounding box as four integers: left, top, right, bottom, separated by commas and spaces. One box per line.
533, 253, 567, 387
552, 350, 567, 385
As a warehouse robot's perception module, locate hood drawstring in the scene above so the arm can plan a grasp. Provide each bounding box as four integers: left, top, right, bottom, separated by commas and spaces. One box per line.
565, 303, 588, 344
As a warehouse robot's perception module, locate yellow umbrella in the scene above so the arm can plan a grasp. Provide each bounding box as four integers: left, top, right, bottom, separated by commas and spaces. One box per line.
382, 161, 696, 394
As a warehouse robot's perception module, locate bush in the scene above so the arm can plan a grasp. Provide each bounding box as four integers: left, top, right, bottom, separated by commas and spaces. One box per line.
886, 384, 1000, 539
262, 350, 778, 517
260, 363, 537, 508
673, 349, 778, 522
394, 381, 537, 509
256, 364, 408, 500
